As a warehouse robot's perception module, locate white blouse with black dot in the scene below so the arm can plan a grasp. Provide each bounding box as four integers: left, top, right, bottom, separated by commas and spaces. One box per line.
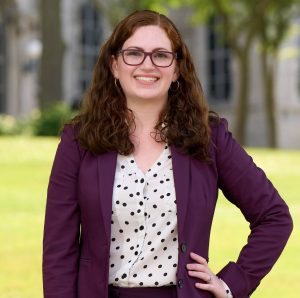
108, 145, 178, 287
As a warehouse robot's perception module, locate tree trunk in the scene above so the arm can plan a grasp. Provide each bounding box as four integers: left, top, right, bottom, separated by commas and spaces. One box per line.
39, 0, 64, 108
235, 49, 250, 145
261, 51, 277, 147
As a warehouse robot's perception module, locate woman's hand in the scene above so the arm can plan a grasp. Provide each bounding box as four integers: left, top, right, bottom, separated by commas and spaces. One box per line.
186, 252, 228, 298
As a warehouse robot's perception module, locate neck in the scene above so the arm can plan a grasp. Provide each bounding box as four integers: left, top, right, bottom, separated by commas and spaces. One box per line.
127, 97, 166, 135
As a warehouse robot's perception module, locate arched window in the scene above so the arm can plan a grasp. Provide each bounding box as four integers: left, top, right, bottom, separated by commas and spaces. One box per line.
79, 3, 103, 94
207, 16, 232, 103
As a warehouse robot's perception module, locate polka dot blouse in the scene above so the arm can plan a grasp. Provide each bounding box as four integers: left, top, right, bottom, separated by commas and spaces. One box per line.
108, 145, 178, 287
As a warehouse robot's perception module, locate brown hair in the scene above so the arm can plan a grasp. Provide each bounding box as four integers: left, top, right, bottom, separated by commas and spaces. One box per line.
71, 10, 216, 161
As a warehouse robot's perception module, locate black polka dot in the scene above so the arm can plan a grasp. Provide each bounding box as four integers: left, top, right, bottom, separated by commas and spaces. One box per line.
154, 256, 158, 260
117, 184, 121, 188
129, 193, 133, 197
116, 200, 120, 204
130, 212, 134, 216
151, 248, 154, 252
158, 264, 162, 268
168, 255, 172, 259
163, 247, 167, 251
112, 238, 116, 242
139, 201, 143, 206
130, 246, 134, 250
116, 246, 120, 250
153, 204, 157, 208
160, 195, 164, 199
147, 241, 152, 245
123, 186, 128, 190
153, 174, 157, 177
155, 281, 159, 285
126, 238, 130, 242
166, 221, 171, 225
110, 264, 114, 267
157, 231, 161, 235
152, 223, 156, 227
153, 189, 157, 192
130, 160, 134, 163
140, 178, 144, 183
160, 180, 164, 184
115, 277, 119, 282
134, 251, 138, 255
121, 273, 127, 279
121, 165, 125, 169
122, 203, 127, 207
139, 282, 143, 286
119, 229, 123, 233
120, 255, 124, 259
139, 225, 144, 231
157, 162, 161, 166
173, 264, 177, 267
148, 273, 152, 277
136, 192, 140, 196
137, 209, 141, 213
133, 273, 137, 278
161, 213, 165, 217
125, 221, 129, 225
163, 273, 167, 276
143, 265, 147, 269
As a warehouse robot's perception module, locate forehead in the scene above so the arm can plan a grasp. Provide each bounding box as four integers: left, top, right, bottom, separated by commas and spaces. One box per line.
122, 25, 173, 50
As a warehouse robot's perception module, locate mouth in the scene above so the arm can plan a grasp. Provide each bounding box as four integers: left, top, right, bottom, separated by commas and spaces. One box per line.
134, 76, 159, 83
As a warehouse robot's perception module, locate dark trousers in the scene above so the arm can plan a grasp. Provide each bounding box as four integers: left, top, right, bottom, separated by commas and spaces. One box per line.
108, 285, 177, 298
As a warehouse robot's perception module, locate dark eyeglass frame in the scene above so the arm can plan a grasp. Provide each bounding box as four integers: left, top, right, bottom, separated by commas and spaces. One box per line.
117, 49, 177, 68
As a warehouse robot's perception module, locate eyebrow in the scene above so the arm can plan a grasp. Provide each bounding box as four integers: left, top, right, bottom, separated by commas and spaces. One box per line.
125, 46, 172, 52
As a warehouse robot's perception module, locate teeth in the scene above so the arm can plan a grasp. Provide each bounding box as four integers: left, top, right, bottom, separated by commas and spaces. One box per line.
135, 76, 158, 82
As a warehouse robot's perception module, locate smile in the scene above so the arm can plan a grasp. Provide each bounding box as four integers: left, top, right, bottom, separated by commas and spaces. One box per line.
134, 76, 159, 82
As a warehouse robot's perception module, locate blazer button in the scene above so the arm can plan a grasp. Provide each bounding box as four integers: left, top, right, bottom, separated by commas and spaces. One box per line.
178, 279, 184, 288
181, 243, 187, 253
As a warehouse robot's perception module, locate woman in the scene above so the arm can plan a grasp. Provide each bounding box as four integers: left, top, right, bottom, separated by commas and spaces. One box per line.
43, 10, 293, 298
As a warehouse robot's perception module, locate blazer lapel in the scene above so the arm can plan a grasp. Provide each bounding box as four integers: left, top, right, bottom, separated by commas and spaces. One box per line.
97, 151, 117, 243
171, 146, 190, 235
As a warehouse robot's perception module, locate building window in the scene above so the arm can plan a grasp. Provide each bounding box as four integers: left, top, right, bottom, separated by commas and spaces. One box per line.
79, 3, 103, 97
207, 16, 232, 103
0, 22, 5, 113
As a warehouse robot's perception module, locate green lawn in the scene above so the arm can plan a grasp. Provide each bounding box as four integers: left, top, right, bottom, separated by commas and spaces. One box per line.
0, 137, 299, 298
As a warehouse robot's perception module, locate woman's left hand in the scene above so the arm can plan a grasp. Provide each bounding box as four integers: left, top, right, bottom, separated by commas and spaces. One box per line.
186, 252, 227, 298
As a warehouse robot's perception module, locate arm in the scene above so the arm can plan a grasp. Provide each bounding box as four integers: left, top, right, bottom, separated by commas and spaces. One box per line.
215, 119, 293, 297
43, 125, 82, 298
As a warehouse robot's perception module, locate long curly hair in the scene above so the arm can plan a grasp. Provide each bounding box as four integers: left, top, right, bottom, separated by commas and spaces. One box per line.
71, 10, 216, 161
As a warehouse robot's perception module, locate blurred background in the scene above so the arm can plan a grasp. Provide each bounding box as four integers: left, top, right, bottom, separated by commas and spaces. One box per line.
0, 0, 299, 297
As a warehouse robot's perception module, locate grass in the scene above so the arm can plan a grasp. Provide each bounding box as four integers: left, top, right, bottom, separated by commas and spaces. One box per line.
0, 137, 299, 297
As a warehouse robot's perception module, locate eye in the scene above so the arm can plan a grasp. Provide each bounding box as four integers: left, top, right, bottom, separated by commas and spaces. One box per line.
153, 51, 169, 59
124, 50, 143, 57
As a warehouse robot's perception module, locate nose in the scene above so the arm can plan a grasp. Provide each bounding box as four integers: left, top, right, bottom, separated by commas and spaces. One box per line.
140, 54, 155, 68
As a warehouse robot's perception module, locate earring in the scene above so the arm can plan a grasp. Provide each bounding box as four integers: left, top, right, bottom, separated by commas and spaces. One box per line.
169, 80, 180, 92
114, 78, 119, 88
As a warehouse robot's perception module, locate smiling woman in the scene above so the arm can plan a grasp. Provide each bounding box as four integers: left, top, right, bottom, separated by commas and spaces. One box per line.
42, 10, 293, 298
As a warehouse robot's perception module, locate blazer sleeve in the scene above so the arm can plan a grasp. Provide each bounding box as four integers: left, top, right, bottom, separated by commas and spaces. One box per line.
214, 119, 293, 298
43, 125, 82, 298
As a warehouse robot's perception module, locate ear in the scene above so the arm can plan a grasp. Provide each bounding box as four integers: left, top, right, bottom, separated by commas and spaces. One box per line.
111, 55, 119, 79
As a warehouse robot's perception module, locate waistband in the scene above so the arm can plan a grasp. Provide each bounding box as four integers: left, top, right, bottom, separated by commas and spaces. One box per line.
108, 285, 177, 298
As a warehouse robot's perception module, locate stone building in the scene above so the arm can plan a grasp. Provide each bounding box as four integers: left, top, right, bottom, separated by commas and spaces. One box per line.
0, 0, 299, 148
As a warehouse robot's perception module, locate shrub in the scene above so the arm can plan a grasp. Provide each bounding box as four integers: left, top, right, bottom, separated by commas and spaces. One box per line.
32, 102, 75, 136
0, 114, 22, 135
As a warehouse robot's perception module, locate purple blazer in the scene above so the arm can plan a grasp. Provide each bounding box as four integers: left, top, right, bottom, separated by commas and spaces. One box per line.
43, 119, 293, 298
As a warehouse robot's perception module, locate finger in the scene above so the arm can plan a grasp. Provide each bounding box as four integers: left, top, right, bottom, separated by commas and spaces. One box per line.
187, 270, 212, 282
195, 282, 214, 291
186, 263, 206, 272
190, 252, 208, 264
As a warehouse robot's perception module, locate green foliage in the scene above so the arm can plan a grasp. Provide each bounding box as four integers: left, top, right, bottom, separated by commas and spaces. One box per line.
32, 102, 74, 136
0, 114, 21, 135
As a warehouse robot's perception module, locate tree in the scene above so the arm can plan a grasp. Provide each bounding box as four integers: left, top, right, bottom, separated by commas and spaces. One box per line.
256, 1, 300, 147
94, 0, 167, 26
39, 0, 64, 108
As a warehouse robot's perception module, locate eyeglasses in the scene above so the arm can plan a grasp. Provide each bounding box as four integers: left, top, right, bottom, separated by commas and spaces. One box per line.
117, 49, 177, 67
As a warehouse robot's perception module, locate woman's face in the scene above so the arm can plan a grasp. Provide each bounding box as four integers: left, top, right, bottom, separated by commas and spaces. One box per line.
111, 25, 179, 105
